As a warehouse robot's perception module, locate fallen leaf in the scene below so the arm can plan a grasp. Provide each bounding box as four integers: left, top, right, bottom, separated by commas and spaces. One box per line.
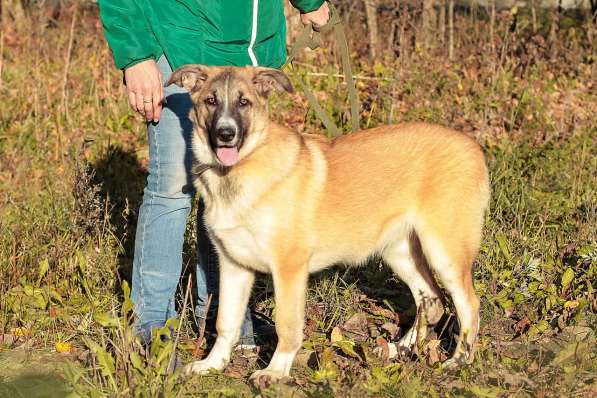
55, 341, 73, 353
0, 334, 16, 346
341, 312, 370, 341
514, 317, 531, 334
334, 339, 361, 360
10, 327, 31, 338
368, 304, 399, 323
368, 324, 380, 338
295, 349, 317, 367
223, 367, 244, 378
330, 326, 343, 343
375, 337, 389, 360
424, 339, 442, 365
304, 319, 317, 338
381, 322, 399, 340
48, 307, 58, 318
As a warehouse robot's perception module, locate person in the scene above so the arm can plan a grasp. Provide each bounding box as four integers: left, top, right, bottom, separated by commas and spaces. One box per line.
98, 1, 330, 347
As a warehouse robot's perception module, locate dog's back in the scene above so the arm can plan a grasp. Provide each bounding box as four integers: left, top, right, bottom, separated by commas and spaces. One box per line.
302, 123, 489, 271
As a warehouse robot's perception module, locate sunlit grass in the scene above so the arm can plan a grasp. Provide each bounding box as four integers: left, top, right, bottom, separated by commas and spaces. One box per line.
0, 4, 595, 397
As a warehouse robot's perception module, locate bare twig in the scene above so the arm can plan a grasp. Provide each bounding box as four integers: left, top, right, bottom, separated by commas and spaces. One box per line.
0, 31, 4, 89
194, 293, 213, 359
305, 71, 394, 81
363, 0, 379, 60
61, 5, 78, 123
448, 0, 454, 60
490, 0, 496, 52
439, 0, 446, 44
167, 274, 193, 374
422, 0, 436, 49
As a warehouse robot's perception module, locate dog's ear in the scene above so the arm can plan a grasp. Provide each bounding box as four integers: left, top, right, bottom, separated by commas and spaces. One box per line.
166, 64, 209, 92
252, 68, 294, 98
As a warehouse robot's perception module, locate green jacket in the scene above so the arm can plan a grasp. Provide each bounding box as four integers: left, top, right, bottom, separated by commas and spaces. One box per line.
99, 0, 324, 70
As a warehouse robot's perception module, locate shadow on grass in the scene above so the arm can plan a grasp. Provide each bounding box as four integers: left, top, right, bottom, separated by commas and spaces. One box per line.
87, 146, 459, 361
0, 373, 72, 398
92, 145, 147, 283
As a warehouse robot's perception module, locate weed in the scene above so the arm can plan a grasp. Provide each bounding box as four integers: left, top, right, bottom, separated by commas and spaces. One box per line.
0, 3, 595, 397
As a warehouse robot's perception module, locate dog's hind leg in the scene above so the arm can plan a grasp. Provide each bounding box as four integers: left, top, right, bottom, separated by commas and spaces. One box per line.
382, 236, 444, 357
418, 233, 480, 368
250, 260, 308, 384
184, 254, 255, 376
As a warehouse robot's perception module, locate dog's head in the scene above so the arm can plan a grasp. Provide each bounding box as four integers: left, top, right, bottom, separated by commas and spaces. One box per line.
167, 65, 293, 167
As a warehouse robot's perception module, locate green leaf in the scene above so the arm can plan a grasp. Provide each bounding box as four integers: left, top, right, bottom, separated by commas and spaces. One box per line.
49, 289, 63, 303
33, 292, 48, 309
76, 251, 87, 274
165, 318, 180, 330
93, 312, 120, 328
561, 267, 574, 290
371, 367, 390, 383
121, 281, 133, 316
38, 259, 49, 282
552, 341, 586, 365
313, 346, 339, 381
333, 339, 360, 359
129, 352, 146, 374
23, 284, 34, 296
313, 366, 338, 381
498, 299, 513, 310
496, 233, 511, 260
467, 385, 500, 398
528, 320, 550, 337
83, 337, 117, 390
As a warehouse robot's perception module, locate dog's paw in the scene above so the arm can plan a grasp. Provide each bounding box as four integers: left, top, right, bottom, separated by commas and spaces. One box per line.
373, 341, 400, 360
442, 352, 472, 370
250, 369, 287, 388
396, 328, 418, 350
183, 360, 221, 376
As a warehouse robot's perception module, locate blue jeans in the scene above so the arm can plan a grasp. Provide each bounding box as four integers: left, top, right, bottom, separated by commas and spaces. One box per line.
131, 56, 254, 345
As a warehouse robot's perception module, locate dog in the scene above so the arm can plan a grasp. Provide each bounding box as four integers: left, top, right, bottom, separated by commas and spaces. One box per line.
166, 65, 490, 383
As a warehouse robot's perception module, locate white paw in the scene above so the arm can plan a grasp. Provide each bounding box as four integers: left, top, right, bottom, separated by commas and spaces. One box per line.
250, 368, 287, 387
183, 359, 223, 376
397, 328, 417, 349
443, 351, 472, 369
373, 342, 399, 359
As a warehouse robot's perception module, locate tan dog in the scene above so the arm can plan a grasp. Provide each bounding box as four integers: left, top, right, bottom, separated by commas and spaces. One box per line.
167, 65, 490, 383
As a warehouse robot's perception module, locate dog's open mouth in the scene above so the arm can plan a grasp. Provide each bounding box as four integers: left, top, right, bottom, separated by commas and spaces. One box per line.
216, 146, 240, 167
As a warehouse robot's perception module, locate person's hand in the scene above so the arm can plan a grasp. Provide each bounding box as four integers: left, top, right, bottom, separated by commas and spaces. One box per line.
124, 59, 164, 123
300, 2, 330, 28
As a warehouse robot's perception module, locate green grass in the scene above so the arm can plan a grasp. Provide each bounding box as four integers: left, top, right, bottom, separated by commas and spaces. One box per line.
1, 5, 595, 398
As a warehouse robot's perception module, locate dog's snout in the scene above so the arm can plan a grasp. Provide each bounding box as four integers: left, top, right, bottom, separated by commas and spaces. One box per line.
216, 127, 236, 143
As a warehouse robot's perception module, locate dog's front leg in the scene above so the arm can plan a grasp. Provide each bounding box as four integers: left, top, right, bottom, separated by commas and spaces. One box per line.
184, 256, 255, 376
250, 263, 308, 384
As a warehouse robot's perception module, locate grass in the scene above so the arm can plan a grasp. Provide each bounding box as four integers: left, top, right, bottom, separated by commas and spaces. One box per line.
0, 4, 596, 397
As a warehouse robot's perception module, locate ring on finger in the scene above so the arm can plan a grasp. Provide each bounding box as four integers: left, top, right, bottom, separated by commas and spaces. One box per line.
143, 98, 153, 103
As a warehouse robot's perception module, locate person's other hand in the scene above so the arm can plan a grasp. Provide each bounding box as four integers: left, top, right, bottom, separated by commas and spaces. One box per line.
124, 59, 164, 123
300, 2, 330, 28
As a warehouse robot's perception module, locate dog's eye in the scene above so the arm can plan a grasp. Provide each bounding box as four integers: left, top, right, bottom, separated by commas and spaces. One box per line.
205, 97, 217, 106
238, 98, 250, 107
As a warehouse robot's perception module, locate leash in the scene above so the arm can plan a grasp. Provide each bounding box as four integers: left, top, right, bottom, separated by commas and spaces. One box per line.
284, 3, 360, 137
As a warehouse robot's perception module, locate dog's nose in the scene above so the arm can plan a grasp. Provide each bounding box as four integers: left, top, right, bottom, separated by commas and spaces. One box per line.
216, 127, 236, 143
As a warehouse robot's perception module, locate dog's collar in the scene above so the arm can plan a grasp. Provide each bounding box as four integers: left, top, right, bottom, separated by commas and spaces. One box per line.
192, 162, 213, 176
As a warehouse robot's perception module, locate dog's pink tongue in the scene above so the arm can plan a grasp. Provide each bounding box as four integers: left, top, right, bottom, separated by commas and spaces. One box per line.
216, 147, 240, 167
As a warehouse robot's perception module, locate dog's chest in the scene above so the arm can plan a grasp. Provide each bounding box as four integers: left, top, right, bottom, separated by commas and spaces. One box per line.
206, 207, 272, 273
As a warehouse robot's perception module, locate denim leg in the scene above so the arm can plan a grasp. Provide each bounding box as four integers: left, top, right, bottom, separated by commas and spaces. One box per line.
131, 56, 195, 344
132, 55, 255, 345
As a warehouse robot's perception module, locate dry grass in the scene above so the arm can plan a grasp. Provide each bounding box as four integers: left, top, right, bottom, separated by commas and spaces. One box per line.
0, 3, 595, 397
